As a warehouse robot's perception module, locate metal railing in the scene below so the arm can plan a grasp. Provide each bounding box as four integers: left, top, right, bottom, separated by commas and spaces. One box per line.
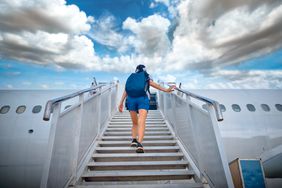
43, 84, 105, 121
40, 82, 118, 188
165, 82, 223, 121
158, 82, 234, 188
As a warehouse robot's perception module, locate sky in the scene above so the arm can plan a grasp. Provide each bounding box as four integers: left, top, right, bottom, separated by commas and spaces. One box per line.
0, 0, 282, 90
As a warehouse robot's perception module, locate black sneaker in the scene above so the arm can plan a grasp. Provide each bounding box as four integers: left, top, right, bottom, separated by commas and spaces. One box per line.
136, 142, 144, 153
130, 138, 138, 147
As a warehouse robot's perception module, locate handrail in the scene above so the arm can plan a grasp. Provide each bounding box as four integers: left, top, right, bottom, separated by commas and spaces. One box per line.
164, 82, 223, 121
43, 84, 106, 121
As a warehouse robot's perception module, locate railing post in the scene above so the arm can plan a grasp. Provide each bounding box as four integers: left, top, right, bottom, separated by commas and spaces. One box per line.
170, 93, 177, 130
163, 93, 167, 117
68, 94, 84, 186
108, 84, 112, 119
40, 103, 61, 188
184, 94, 201, 175
97, 87, 102, 134
207, 105, 234, 188
112, 82, 118, 113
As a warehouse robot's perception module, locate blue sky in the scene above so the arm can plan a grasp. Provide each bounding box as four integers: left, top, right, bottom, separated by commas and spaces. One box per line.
0, 0, 282, 89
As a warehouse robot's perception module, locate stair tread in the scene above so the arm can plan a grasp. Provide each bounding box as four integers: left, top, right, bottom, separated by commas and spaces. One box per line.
111, 119, 163, 121
107, 125, 168, 128
105, 131, 170, 133
82, 169, 194, 178
102, 136, 174, 139
110, 121, 165, 123
103, 132, 171, 136
95, 146, 179, 150
101, 137, 174, 141
76, 183, 203, 188
112, 116, 162, 117
110, 122, 165, 124
106, 128, 169, 131
93, 153, 183, 157
111, 118, 164, 120
95, 146, 179, 153
97, 140, 177, 147
89, 161, 189, 167
98, 140, 177, 144
113, 118, 162, 119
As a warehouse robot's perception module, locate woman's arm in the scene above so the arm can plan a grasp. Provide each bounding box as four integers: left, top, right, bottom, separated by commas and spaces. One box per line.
118, 90, 127, 112
149, 80, 175, 92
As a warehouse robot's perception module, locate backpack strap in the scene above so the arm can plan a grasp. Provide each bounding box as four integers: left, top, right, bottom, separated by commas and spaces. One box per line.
144, 71, 151, 95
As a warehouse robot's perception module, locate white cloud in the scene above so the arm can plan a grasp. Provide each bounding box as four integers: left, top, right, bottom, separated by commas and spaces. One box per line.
182, 70, 282, 89
157, 74, 176, 82
123, 15, 171, 57
0, 0, 95, 69
0, 0, 90, 33
166, 0, 282, 70
150, 2, 156, 9
88, 15, 129, 53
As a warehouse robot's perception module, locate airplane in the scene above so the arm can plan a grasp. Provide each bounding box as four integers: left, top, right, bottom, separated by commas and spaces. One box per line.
0, 81, 281, 188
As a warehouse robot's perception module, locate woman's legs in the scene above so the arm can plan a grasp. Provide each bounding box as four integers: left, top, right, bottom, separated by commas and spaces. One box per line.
137, 109, 148, 143
129, 111, 138, 139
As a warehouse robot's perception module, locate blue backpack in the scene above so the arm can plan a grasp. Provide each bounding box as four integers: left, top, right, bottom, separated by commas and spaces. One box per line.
125, 71, 149, 97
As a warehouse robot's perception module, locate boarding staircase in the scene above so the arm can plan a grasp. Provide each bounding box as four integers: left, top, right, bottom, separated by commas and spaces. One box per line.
77, 110, 201, 187
40, 82, 235, 188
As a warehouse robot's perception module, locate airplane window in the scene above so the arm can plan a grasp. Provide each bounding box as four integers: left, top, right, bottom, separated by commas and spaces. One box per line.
32, 105, 42, 113
220, 104, 226, 112
261, 104, 270, 112
246, 104, 256, 112
0, 105, 10, 114
232, 104, 241, 112
16, 105, 26, 114
275, 104, 282, 112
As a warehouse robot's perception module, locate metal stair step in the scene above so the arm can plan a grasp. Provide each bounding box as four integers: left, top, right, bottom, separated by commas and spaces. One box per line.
114, 113, 162, 116
87, 161, 189, 170
101, 136, 174, 141
112, 117, 164, 119
76, 183, 203, 188
103, 131, 171, 136
112, 117, 163, 119
112, 118, 164, 120
110, 121, 165, 124
109, 122, 166, 125
107, 125, 168, 128
113, 116, 162, 118
106, 128, 169, 132
97, 140, 177, 147
81, 169, 194, 182
92, 153, 184, 162
95, 146, 180, 153
111, 119, 164, 122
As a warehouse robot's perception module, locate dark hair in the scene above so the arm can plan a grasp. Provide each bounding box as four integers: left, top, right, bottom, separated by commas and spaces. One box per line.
135, 64, 146, 73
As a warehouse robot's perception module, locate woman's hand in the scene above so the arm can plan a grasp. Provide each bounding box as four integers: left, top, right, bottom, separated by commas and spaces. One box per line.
166, 85, 176, 93
118, 103, 124, 112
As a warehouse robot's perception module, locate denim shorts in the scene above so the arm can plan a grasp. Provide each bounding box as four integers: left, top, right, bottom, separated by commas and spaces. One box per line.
126, 96, 150, 112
